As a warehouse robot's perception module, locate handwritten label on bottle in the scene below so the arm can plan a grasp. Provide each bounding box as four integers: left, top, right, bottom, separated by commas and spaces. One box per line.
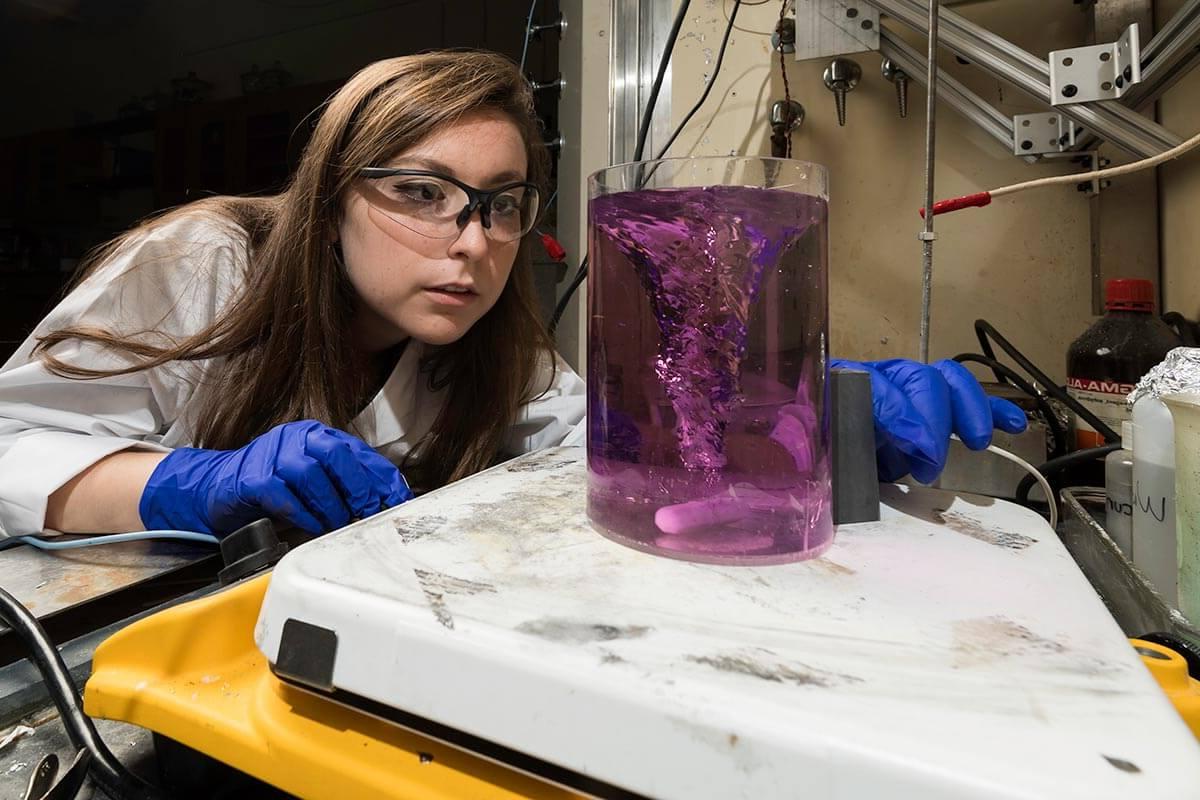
1133, 481, 1167, 523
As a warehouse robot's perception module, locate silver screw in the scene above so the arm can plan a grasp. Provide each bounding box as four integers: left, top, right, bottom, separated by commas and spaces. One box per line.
881, 58, 909, 118
770, 100, 805, 134
822, 58, 862, 126
530, 75, 566, 93
528, 15, 567, 38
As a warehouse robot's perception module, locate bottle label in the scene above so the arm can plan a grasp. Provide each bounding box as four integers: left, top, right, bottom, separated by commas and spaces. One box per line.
1066, 377, 1134, 449
1106, 495, 1133, 517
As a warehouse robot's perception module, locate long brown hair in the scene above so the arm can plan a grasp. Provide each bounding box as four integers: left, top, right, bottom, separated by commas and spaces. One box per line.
34, 50, 556, 490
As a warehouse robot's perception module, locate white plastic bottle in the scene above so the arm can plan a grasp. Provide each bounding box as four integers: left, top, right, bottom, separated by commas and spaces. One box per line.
1104, 421, 1134, 557
1132, 390, 1178, 603
1129, 347, 1200, 607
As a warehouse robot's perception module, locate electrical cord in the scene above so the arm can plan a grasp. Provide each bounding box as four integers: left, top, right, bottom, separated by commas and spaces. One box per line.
651, 0, 743, 161
973, 319, 1120, 443
953, 352, 1067, 458
774, 0, 794, 158
549, 255, 587, 335
954, 319, 1127, 518
0, 585, 162, 799
16, 531, 220, 550
977, 440, 1058, 530
634, 0, 691, 163
1015, 442, 1121, 513
1162, 311, 1199, 347
0, 530, 217, 793
548, 0, 694, 335
518, 0, 541, 73
922, 127, 1200, 217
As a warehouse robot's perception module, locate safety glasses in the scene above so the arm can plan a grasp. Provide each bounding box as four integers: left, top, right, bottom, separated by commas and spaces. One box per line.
357, 168, 540, 243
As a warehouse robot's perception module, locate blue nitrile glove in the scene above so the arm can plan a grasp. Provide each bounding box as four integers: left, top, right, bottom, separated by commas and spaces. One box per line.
139, 420, 413, 537
831, 358, 1028, 484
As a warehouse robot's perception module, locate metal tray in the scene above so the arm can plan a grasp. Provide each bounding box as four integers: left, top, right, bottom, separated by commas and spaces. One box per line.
1060, 487, 1200, 648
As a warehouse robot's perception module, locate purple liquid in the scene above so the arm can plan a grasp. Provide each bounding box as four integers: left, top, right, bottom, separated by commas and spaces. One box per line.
587, 184, 833, 565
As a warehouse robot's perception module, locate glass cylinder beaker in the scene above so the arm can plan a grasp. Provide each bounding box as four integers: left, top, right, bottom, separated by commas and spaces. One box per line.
586, 156, 831, 565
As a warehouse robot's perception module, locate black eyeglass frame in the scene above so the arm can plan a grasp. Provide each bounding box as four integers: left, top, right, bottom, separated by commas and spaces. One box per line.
357, 168, 541, 239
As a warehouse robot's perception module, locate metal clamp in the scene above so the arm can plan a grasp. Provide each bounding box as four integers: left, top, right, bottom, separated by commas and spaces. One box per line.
1012, 112, 1084, 156
1049, 23, 1142, 104
528, 14, 567, 39
530, 75, 566, 93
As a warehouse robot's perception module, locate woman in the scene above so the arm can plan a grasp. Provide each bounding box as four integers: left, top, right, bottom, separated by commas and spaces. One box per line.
0, 50, 1024, 540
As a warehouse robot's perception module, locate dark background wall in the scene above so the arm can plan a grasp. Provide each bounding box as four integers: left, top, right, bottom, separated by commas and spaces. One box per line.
0, 0, 562, 359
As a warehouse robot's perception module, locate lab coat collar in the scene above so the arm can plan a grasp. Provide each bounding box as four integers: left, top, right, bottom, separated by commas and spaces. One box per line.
351, 339, 438, 449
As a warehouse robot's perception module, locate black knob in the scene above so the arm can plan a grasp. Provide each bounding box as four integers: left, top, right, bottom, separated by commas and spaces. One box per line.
218, 519, 289, 586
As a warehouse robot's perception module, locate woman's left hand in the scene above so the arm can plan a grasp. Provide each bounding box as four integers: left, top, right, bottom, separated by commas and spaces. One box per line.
830, 358, 1028, 484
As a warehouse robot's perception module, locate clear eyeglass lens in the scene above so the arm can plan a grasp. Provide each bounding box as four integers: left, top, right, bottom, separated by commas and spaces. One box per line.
365, 176, 537, 242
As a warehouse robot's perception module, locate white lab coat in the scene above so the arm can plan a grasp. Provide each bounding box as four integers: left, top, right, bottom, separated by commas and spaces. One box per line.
0, 212, 586, 537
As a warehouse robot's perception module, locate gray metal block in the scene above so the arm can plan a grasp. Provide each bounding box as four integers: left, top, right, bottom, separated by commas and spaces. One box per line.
831, 368, 881, 524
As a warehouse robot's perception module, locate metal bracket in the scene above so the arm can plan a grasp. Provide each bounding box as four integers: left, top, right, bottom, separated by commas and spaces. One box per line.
864, 0, 1178, 158
1012, 112, 1084, 156
793, 0, 881, 60
1049, 22, 1142, 104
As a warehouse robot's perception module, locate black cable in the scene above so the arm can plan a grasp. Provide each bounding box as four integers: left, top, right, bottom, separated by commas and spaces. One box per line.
775, 0, 794, 158
633, 0, 692, 163
0, 585, 161, 800
953, 353, 1067, 458
974, 319, 1120, 443
518, 0, 540, 73
1162, 311, 1198, 347
1015, 443, 1121, 509
548, 0, 695, 335
652, 0, 742, 161
548, 255, 587, 335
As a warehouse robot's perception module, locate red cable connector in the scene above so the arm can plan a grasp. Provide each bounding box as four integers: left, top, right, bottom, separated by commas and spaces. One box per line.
918, 191, 993, 218
539, 232, 567, 261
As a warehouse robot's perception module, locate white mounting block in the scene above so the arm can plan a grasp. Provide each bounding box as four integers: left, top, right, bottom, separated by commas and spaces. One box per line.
1049, 23, 1143, 105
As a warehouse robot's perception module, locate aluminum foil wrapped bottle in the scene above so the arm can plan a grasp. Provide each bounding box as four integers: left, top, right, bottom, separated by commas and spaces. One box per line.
1129, 347, 1200, 608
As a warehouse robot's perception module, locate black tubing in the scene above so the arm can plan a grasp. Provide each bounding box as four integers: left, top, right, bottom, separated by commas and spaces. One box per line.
548, 255, 588, 335
0, 585, 161, 799
632, 0, 691, 163
652, 0, 743, 161
953, 352, 1066, 458
1015, 443, 1121, 509
1162, 311, 1198, 347
974, 319, 1120, 443
550, 0, 705, 338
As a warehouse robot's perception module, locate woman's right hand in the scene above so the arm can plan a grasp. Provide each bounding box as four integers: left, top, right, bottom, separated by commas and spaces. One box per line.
138, 420, 413, 537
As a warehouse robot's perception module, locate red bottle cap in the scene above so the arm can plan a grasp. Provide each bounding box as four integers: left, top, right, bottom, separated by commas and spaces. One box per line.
1105, 278, 1155, 312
